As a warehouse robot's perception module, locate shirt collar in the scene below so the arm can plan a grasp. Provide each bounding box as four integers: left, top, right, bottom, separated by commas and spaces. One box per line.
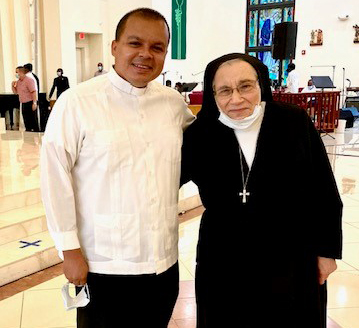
108, 66, 148, 96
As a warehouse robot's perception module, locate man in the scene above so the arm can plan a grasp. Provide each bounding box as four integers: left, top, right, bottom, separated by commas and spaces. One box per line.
24, 63, 40, 93
24, 63, 41, 131
285, 62, 299, 93
49, 68, 70, 100
41, 8, 195, 328
12, 66, 39, 132
93, 62, 107, 77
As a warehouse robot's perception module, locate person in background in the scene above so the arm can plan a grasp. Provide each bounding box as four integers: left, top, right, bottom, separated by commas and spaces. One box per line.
175, 81, 182, 92
24, 63, 40, 94
301, 79, 317, 93
181, 53, 342, 328
49, 68, 70, 100
166, 79, 172, 87
41, 8, 194, 328
12, 66, 39, 132
94, 62, 107, 77
285, 62, 299, 93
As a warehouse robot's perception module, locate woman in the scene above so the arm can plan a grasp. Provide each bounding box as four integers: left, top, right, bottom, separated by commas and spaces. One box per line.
181, 53, 342, 328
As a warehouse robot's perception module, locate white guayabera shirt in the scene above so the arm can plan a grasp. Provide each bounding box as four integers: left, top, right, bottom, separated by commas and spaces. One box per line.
41, 67, 195, 275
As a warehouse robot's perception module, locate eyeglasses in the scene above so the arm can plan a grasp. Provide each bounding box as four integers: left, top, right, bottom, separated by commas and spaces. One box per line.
213, 80, 259, 99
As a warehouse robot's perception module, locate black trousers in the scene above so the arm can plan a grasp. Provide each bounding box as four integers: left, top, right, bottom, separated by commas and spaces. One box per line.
76, 262, 179, 328
22, 101, 39, 132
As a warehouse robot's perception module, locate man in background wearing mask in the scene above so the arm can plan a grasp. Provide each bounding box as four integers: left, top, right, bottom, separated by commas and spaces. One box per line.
94, 62, 107, 77
12, 66, 39, 132
49, 68, 70, 101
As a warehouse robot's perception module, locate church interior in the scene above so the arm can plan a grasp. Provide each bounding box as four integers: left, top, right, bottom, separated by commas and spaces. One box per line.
1, 0, 359, 327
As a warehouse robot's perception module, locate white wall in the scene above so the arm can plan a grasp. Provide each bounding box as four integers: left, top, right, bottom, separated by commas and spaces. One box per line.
58, 0, 109, 88
152, 0, 247, 89
295, 0, 359, 91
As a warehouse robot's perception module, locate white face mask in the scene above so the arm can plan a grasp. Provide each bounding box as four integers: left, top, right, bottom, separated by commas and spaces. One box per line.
218, 103, 263, 130
61, 282, 90, 311
98, 66, 103, 71
57, 72, 62, 76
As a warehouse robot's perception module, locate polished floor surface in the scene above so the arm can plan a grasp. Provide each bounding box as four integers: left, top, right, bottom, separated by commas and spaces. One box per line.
1, 121, 359, 327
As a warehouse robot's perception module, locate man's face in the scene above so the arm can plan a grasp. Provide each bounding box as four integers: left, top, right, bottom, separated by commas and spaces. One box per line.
111, 15, 169, 88
17, 69, 25, 80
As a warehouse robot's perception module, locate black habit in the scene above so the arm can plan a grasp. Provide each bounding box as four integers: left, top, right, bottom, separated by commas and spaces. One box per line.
181, 54, 343, 328
49, 75, 70, 99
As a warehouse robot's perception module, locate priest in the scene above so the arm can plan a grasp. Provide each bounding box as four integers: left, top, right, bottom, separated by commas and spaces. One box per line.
181, 53, 342, 328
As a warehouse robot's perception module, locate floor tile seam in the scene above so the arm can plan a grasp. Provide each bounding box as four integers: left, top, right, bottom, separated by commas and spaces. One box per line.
338, 261, 359, 270
0, 214, 46, 229
19, 292, 24, 328
23, 287, 67, 293
0, 188, 41, 200
346, 223, 359, 230
0, 246, 56, 268
328, 306, 359, 310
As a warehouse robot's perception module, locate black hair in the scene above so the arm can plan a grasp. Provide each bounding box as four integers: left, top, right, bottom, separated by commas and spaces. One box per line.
57, 68, 63, 74
115, 8, 170, 43
24, 63, 33, 71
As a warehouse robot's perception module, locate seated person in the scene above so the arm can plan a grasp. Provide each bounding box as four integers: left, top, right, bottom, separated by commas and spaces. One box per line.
301, 79, 317, 93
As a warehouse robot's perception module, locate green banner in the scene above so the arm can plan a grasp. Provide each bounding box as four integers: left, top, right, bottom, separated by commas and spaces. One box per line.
172, 0, 187, 59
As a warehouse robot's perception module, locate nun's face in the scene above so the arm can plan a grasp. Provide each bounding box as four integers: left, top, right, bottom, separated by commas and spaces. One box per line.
213, 60, 261, 120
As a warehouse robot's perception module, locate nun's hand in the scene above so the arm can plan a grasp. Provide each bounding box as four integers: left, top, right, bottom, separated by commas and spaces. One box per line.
317, 256, 337, 285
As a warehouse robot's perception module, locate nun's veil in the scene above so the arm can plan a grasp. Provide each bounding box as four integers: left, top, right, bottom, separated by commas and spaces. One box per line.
197, 53, 273, 121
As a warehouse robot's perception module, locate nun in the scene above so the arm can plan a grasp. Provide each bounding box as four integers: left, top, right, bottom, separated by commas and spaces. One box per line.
181, 53, 342, 328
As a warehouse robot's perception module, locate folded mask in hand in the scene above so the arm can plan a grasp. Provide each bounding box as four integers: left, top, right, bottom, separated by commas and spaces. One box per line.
61, 282, 90, 311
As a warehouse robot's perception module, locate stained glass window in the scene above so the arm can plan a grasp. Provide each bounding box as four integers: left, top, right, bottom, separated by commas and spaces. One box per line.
246, 0, 295, 85
283, 7, 293, 22
249, 11, 258, 47
260, 0, 283, 3
259, 9, 282, 46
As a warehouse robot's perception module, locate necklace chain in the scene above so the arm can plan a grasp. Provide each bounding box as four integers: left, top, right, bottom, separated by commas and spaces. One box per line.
238, 146, 251, 203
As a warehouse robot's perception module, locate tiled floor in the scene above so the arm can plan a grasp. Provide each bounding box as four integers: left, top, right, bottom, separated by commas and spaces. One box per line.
1, 121, 359, 327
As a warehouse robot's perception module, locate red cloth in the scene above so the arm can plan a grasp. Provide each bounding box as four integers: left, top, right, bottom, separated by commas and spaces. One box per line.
189, 91, 203, 104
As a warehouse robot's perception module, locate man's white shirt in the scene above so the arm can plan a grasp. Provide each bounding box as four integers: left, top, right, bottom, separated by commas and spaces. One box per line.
41, 67, 195, 275
286, 70, 300, 93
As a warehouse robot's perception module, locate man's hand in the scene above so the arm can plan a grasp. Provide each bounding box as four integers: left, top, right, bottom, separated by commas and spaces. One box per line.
12, 81, 17, 88
32, 102, 37, 111
63, 249, 89, 286
317, 256, 337, 285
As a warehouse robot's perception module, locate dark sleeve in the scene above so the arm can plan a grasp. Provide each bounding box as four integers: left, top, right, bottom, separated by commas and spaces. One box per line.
180, 126, 195, 187
65, 77, 70, 89
306, 114, 343, 259
49, 78, 56, 99
34, 74, 40, 92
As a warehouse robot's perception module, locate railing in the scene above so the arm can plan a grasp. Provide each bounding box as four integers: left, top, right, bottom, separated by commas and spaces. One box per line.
273, 91, 341, 132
